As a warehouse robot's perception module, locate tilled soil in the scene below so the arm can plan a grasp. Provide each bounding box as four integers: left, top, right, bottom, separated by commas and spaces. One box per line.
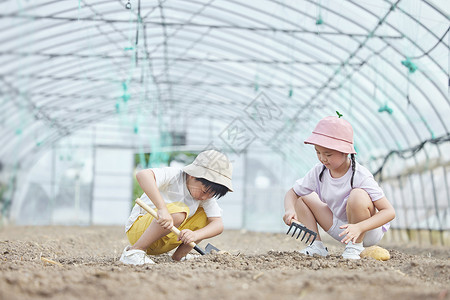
0, 226, 448, 300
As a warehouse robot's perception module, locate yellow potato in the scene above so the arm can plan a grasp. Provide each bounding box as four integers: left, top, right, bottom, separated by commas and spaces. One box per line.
360, 246, 390, 261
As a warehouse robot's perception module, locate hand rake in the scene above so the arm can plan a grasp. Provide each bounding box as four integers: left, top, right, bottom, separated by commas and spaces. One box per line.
286, 220, 317, 245
135, 198, 220, 255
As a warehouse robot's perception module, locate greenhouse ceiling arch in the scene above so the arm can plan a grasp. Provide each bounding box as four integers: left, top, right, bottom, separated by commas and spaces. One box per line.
0, 0, 448, 184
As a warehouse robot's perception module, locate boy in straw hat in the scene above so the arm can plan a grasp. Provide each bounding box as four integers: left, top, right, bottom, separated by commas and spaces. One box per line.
120, 150, 233, 265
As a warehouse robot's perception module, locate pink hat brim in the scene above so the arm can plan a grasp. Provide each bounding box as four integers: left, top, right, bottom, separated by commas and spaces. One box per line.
304, 132, 356, 154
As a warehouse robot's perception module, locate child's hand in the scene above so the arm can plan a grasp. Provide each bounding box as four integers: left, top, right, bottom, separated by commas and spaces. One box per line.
339, 223, 363, 244
283, 210, 297, 226
156, 208, 173, 230
178, 229, 198, 245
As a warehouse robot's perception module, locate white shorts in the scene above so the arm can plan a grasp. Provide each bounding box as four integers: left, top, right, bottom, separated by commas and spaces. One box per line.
326, 215, 385, 247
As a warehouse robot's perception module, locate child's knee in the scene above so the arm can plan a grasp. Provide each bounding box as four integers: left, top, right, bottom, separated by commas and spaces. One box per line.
347, 188, 372, 210
181, 209, 208, 231
171, 212, 187, 227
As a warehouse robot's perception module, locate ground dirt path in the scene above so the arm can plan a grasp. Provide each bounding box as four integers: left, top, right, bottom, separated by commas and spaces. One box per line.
0, 226, 448, 300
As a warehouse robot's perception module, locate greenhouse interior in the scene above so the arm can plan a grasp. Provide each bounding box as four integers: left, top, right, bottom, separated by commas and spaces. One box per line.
0, 0, 449, 244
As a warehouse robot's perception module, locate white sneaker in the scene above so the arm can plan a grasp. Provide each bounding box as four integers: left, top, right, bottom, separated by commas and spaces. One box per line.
119, 246, 155, 265
342, 242, 364, 260
299, 241, 328, 257
180, 254, 201, 261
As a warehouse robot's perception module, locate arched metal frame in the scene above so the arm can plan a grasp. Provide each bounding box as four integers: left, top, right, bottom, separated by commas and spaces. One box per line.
0, 0, 449, 237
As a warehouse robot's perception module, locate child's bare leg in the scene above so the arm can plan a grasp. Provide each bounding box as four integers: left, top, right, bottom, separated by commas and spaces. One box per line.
171, 240, 202, 261
346, 188, 376, 243
130, 212, 186, 251
295, 193, 333, 241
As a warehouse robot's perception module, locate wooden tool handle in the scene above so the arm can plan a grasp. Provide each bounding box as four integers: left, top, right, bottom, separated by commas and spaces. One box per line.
135, 198, 196, 248
291, 219, 304, 226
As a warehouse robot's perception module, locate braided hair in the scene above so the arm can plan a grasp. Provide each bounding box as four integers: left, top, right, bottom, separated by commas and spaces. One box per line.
319, 153, 356, 188
350, 154, 355, 188
318, 165, 327, 182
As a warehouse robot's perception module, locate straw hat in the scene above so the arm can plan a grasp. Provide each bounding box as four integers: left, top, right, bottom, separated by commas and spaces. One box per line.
304, 116, 356, 154
183, 150, 233, 191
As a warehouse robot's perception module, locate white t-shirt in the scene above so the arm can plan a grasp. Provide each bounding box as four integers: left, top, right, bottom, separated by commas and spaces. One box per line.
293, 162, 389, 232
125, 167, 222, 232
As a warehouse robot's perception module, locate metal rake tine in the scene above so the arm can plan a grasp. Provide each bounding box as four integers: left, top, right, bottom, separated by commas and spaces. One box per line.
300, 230, 308, 241
305, 233, 312, 244
305, 230, 318, 245
291, 226, 299, 237
286, 223, 296, 236
309, 233, 317, 245
295, 228, 304, 239
286, 224, 292, 235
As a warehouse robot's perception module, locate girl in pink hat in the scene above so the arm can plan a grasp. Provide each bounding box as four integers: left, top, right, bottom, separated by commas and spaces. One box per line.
283, 116, 395, 259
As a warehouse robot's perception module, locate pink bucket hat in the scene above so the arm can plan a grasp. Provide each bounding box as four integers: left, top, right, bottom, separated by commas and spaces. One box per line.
183, 150, 233, 191
304, 116, 356, 154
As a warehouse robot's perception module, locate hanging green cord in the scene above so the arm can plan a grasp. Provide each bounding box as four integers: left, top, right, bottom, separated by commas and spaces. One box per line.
378, 104, 393, 114
315, 0, 323, 25
316, 15, 323, 25
401, 58, 418, 73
